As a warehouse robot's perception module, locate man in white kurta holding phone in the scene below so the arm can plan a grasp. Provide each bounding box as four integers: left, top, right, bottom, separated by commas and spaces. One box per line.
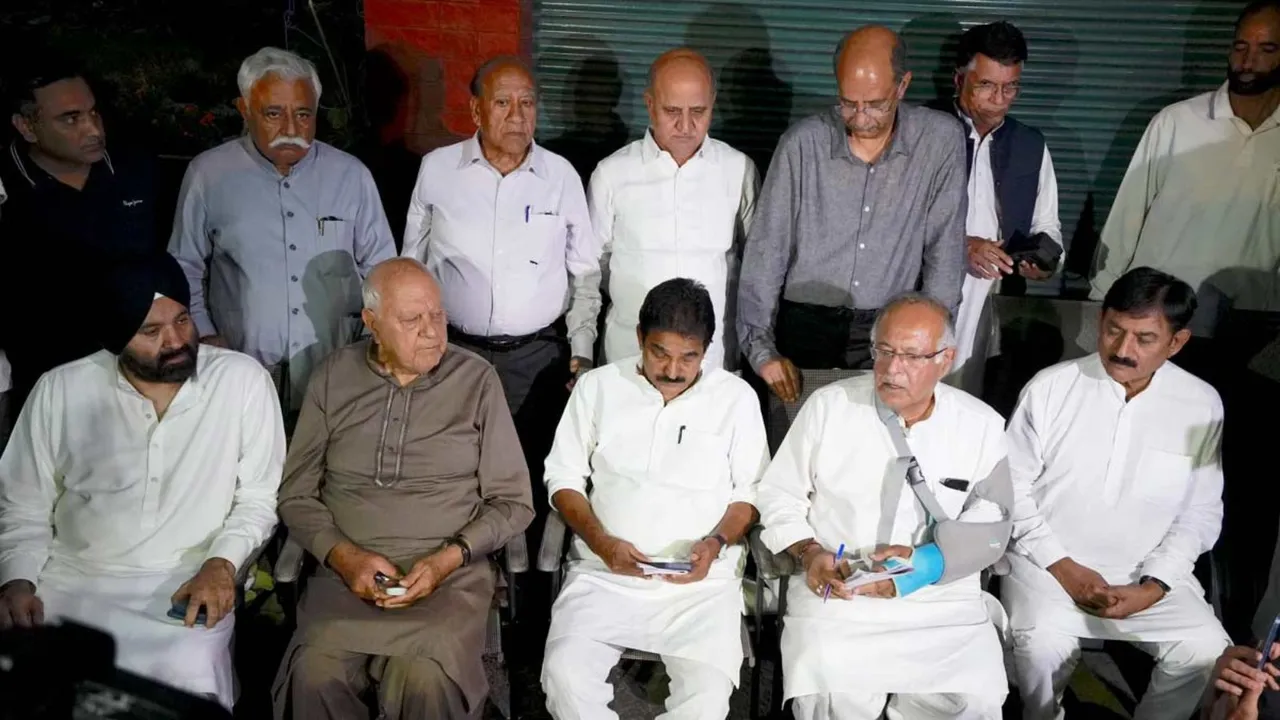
1004, 266, 1230, 719
757, 292, 1012, 719
540, 278, 768, 719
0, 253, 284, 708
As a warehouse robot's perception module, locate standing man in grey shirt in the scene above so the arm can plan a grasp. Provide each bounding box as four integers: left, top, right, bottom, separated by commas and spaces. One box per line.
169, 47, 396, 424
737, 25, 967, 402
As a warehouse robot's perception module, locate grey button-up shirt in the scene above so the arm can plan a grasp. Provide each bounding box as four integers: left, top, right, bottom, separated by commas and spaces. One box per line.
168, 137, 396, 412
737, 104, 968, 372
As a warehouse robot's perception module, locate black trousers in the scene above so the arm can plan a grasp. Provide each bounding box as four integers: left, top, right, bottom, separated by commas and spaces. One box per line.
776, 299, 879, 370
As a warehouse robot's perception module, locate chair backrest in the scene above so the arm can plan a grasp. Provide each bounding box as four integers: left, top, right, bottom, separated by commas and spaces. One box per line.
766, 368, 869, 453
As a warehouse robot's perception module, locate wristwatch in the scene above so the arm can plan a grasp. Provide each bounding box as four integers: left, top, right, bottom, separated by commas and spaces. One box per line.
702, 533, 730, 555
1139, 575, 1170, 593
446, 535, 473, 567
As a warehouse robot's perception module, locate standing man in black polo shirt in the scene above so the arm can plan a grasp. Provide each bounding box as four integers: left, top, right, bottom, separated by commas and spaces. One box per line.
0, 64, 158, 409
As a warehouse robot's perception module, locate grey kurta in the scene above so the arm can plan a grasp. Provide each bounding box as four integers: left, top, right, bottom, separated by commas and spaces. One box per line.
272, 340, 533, 717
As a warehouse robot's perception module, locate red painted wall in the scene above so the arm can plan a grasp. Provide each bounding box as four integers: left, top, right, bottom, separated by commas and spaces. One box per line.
363, 0, 529, 154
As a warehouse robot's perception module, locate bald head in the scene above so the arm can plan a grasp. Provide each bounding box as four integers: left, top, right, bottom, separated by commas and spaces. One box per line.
834, 25, 908, 82
645, 47, 717, 165
362, 258, 447, 376
469, 55, 537, 163
872, 292, 955, 417
363, 257, 436, 311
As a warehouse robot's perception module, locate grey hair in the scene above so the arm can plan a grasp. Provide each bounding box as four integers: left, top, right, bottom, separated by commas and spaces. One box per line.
362, 257, 431, 312
871, 292, 957, 352
832, 31, 909, 82
237, 47, 323, 102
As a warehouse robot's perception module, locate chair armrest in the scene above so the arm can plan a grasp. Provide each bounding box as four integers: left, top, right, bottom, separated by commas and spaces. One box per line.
275, 536, 307, 585
748, 525, 796, 580
537, 510, 570, 573
504, 533, 529, 575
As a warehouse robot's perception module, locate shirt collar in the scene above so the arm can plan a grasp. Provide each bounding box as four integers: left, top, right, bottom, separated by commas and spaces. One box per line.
110, 346, 207, 411
826, 105, 913, 162
1207, 81, 1280, 129
8, 140, 115, 189
1084, 352, 1169, 403
459, 132, 544, 176
640, 129, 717, 165
955, 101, 1005, 140
238, 134, 317, 178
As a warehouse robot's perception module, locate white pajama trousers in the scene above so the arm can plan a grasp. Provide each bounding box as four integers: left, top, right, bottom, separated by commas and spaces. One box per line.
1011, 624, 1228, 720
542, 635, 734, 720
791, 690, 1003, 719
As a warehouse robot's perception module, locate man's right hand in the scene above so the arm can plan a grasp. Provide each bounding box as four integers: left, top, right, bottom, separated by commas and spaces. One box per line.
966, 236, 1013, 280
1048, 557, 1113, 610
1205, 645, 1280, 720
325, 542, 402, 601
200, 335, 228, 348
0, 580, 44, 630
803, 549, 854, 601
760, 357, 801, 403
590, 535, 650, 577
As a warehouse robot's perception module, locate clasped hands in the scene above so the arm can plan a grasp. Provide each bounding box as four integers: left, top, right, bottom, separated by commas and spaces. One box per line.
327, 540, 463, 609
1047, 557, 1165, 619
803, 544, 914, 600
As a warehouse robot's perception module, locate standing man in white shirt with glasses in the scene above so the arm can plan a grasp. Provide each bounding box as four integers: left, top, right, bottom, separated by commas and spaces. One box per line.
588, 48, 759, 370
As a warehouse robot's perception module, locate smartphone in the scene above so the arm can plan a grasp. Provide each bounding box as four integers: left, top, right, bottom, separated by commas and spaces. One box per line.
642, 560, 694, 572
374, 571, 407, 597
167, 600, 207, 626
1260, 614, 1280, 670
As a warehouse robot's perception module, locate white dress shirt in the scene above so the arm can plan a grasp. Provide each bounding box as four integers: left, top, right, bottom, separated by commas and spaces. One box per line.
1092, 83, 1280, 332
0, 175, 8, 395
1004, 354, 1225, 640
543, 359, 768, 683
402, 135, 602, 359
756, 374, 1008, 700
951, 114, 1062, 396
588, 132, 759, 369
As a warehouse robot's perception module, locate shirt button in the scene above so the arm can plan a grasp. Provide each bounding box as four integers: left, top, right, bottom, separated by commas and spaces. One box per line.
289, 244, 297, 250
145, 413, 153, 420
291, 275, 299, 282
150, 477, 158, 483
869, 168, 875, 174
859, 243, 866, 249
853, 281, 861, 287
863, 206, 870, 213
284, 182, 291, 189
286, 211, 295, 218
292, 308, 300, 315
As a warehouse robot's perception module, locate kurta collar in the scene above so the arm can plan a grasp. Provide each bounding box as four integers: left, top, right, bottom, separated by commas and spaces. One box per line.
363, 339, 442, 389
955, 101, 1005, 140
239, 134, 317, 179
109, 346, 207, 414
625, 358, 710, 404
459, 132, 545, 176
1082, 352, 1170, 403
640, 129, 718, 165
826, 104, 913, 162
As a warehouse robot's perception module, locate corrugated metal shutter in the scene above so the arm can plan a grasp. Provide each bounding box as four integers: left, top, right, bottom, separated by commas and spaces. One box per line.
532, 0, 1238, 268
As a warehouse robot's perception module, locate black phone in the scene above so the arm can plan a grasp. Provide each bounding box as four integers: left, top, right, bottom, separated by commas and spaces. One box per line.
1004, 230, 1062, 273
167, 599, 207, 626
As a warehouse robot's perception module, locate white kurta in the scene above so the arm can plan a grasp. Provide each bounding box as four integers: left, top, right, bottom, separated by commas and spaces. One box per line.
588, 132, 759, 370
950, 113, 1062, 397
0, 346, 285, 707
543, 359, 769, 684
756, 374, 1009, 700
1004, 354, 1224, 641
1091, 83, 1280, 333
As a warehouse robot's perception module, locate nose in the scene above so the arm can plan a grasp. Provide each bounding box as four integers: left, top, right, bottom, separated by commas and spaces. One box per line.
421, 321, 438, 339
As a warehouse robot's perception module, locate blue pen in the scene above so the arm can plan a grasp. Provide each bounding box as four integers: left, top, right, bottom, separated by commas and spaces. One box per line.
822, 543, 845, 603
525, 205, 530, 223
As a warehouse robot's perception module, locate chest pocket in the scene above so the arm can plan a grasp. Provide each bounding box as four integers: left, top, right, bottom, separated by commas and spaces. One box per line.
930, 479, 974, 519
1134, 448, 1194, 509
522, 213, 565, 265
666, 428, 731, 489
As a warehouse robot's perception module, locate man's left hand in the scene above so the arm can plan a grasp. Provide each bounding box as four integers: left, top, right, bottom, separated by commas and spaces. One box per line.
568, 356, 593, 391
171, 558, 237, 628
379, 546, 463, 609
665, 538, 721, 585
851, 545, 913, 599
1018, 260, 1053, 280
1086, 581, 1164, 619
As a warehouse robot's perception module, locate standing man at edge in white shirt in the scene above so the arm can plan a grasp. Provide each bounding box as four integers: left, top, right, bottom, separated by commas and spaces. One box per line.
0, 252, 284, 708
1004, 266, 1230, 719
938, 21, 1061, 397
588, 48, 759, 370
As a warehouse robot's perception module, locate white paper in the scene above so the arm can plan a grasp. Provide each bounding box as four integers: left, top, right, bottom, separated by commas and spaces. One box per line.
843, 558, 913, 589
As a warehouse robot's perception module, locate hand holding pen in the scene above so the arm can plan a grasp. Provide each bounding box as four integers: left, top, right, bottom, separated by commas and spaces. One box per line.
804, 542, 853, 601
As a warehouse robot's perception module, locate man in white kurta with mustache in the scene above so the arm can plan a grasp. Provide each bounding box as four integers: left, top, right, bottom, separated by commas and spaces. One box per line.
540, 278, 768, 719
1004, 266, 1230, 719
757, 292, 1011, 720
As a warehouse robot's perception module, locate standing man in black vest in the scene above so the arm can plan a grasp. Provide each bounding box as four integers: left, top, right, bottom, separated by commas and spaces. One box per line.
937, 22, 1062, 397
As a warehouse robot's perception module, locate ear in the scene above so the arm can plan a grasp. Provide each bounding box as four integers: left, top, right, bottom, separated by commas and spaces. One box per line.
469, 96, 482, 128
938, 346, 956, 376
643, 88, 655, 117
635, 326, 645, 349
897, 71, 913, 98
361, 308, 377, 337
1167, 328, 1192, 357
11, 113, 36, 144
953, 70, 965, 94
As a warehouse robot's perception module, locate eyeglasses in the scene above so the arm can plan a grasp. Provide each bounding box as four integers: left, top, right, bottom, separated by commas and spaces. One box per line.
870, 345, 947, 367
972, 80, 1021, 98
835, 97, 896, 119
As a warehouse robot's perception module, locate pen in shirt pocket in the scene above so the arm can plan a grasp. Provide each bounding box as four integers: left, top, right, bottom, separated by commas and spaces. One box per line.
317, 215, 343, 235
523, 206, 558, 223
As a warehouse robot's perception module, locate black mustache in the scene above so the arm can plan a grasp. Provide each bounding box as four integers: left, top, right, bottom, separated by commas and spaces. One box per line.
656, 376, 686, 384
1108, 354, 1138, 368
159, 346, 196, 363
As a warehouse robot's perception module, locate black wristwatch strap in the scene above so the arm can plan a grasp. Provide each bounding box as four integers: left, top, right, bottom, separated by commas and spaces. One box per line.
448, 536, 472, 566
703, 533, 730, 553
1140, 575, 1170, 593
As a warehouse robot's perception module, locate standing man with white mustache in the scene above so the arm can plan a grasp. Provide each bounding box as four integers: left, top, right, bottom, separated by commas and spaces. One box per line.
169, 47, 396, 427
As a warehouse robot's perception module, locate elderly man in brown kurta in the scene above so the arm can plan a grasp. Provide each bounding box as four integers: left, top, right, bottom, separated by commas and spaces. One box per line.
271, 257, 534, 720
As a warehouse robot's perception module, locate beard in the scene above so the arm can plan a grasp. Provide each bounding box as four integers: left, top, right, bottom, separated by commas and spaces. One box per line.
1228, 64, 1280, 95
120, 340, 199, 383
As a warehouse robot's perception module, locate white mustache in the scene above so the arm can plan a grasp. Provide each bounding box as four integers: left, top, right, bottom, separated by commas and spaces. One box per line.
269, 135, 311, 149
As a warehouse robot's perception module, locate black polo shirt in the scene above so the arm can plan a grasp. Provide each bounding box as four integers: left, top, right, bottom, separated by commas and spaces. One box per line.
0, 141, 159, 403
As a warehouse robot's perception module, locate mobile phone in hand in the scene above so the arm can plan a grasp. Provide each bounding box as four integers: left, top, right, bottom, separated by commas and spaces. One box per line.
374, 571, 407, 597
167, 600, 207, 626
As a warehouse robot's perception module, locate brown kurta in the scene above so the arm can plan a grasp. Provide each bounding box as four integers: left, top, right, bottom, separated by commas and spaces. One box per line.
272, 341, 533, 717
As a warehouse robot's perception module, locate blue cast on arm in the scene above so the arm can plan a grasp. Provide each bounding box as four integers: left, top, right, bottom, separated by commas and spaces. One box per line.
892, 543, 944, 597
